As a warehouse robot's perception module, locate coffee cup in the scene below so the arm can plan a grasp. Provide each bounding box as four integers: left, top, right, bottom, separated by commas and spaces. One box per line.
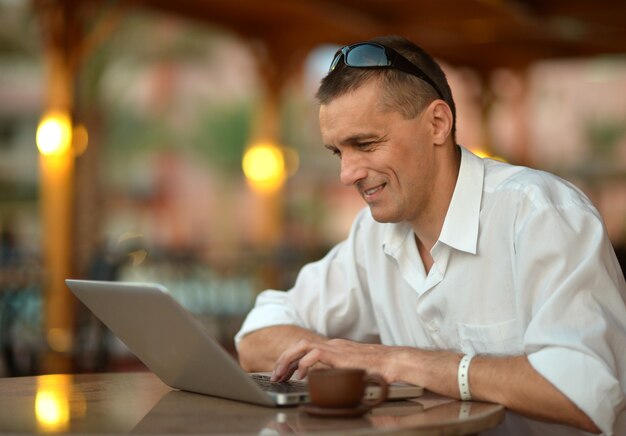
307, 368, 389, 410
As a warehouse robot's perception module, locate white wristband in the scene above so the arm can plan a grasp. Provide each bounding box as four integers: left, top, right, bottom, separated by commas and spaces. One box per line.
458, 354, 474, 401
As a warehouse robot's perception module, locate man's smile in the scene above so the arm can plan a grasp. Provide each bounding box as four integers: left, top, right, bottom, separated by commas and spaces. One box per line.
361, 182, 386, 200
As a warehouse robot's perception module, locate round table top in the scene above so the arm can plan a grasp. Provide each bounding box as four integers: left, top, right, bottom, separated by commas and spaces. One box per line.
0, 371, 505, 435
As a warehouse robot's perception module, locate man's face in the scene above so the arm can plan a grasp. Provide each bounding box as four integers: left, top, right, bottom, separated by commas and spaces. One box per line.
319, 80, 437, 225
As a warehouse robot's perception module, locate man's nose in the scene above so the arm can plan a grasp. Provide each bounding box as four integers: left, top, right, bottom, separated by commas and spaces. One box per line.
339, 152, 367, 186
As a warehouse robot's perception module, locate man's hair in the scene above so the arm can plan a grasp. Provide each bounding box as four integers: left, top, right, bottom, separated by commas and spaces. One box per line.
316, 35, 457, 140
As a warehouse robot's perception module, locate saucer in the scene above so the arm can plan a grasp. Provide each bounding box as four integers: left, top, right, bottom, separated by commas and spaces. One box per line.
299, 403, 371, 418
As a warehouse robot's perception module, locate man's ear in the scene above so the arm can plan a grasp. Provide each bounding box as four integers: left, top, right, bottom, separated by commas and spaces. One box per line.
429, 100, 453, 145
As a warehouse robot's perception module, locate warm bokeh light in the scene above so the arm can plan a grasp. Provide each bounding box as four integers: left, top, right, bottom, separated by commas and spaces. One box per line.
242, 142, 286, 193
36, 111, 73, 156
471, 148, 491, 159
35, 375, 71, 432
470, 147, 507, 162
72, 123, 89, 156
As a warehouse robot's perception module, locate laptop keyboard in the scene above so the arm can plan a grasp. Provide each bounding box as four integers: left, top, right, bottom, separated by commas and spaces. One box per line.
251, 374, 308, 393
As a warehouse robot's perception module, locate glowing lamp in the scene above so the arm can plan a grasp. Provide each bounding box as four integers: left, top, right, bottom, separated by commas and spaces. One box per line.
36, 111, 72, 156
242, 142, 286, 193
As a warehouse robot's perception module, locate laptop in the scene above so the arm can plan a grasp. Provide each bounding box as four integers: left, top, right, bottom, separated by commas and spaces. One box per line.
66, 279, 423, 406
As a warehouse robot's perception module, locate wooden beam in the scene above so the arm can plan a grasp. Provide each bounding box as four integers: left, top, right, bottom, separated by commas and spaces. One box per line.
33, 0, 80, 374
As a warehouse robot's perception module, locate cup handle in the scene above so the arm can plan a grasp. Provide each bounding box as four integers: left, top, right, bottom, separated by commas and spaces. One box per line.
360, 373, 389, 408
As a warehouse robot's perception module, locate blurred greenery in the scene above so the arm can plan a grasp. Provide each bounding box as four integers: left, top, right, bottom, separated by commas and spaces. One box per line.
103, 108, 176, 152
191, 103, 252, 173
585, 117, 626, 159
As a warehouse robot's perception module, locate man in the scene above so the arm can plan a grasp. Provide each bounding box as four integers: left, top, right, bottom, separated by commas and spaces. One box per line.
235, 36, 626, 435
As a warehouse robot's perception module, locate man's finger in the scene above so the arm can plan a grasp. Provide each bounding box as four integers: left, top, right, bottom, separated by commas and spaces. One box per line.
272, 349, 307, 382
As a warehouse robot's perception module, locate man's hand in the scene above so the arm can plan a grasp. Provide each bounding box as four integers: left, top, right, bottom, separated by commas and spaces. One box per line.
237, 325, 327, 373
269, 337, 455, 390
271, 338, 394, 382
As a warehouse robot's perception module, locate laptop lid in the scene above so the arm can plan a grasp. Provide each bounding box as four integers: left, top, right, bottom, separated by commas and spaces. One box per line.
66, 279, 304, 406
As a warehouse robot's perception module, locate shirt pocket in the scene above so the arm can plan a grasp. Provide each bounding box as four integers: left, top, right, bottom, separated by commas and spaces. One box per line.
457, 318, 523, 355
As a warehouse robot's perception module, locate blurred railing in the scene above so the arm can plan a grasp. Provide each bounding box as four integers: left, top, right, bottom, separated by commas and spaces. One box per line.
0, 245, 44, 377
0, 243, 279, 376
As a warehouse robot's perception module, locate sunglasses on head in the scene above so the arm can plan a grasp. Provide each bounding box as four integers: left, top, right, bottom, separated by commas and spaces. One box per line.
329, 42, 445, 101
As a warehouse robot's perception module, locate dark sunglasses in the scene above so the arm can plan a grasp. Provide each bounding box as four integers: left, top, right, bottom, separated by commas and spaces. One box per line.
330, 42, 445, 100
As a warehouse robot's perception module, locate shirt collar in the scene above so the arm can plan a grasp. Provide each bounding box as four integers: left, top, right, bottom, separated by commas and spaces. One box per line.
383, 145, 484, 256
438, 145, 484, 254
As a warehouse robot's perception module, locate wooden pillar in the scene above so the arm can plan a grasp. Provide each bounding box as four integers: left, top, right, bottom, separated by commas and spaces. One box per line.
246, 43, 287, 249
253, 93, 283, 246
246, 40, 309, 249
36, 0, 80, 373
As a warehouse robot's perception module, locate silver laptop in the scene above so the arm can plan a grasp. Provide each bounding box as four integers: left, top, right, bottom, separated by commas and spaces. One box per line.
66, 279, 423, 406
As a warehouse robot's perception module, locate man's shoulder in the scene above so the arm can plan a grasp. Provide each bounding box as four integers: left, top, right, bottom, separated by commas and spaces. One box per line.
483, 159, 593, 210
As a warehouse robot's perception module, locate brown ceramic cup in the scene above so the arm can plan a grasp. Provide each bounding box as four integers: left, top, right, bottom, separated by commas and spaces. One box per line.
307, 368, 389, 409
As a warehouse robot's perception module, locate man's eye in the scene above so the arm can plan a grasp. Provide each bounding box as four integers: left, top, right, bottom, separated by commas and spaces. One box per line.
328, 148, 341, 158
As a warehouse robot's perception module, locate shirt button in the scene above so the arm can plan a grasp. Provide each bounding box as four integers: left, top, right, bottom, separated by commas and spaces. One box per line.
427, 320, 438, 332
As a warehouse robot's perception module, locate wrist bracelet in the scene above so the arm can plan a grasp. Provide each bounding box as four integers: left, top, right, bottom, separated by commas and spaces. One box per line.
458, 354, 474, 401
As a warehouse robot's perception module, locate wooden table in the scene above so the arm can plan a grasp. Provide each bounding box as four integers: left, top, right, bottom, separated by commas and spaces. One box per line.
0, 372, 505, 435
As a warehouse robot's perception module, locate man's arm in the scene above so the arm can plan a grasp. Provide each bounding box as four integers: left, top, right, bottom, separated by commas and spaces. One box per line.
470, 354, 600, 432
237, 325, 327, 373
270, 339, 600, 433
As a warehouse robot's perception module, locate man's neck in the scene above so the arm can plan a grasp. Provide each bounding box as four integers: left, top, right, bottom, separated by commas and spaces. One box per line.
411, 144, 462, 265
415, 234, 435, 274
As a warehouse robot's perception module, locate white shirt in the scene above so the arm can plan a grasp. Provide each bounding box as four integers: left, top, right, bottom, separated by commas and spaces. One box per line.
236, 146, 626, 435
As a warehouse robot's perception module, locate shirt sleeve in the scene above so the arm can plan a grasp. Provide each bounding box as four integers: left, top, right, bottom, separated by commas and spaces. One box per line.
235, 209, 380, 348
515, 191, 626, 434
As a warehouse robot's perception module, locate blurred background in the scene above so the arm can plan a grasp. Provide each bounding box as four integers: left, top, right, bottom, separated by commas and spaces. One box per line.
0, 0, 625, 377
